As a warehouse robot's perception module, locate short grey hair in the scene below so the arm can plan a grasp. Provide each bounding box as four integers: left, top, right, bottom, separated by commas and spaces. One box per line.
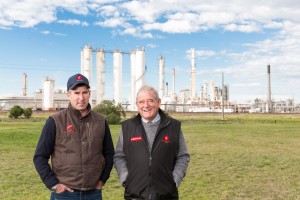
136, 85, 160, 102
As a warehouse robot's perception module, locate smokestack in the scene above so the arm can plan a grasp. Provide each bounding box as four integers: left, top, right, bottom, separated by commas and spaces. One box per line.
22, 73, 27, 96
266, 64, 272, 113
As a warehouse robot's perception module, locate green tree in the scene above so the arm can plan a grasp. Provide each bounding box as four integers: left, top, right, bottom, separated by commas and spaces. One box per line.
9, 105, 24, 119
23, 108, 33, 118
93, 100, 125, 124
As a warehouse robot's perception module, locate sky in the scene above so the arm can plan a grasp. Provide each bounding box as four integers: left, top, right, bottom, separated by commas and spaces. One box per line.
1, 0, 300, 104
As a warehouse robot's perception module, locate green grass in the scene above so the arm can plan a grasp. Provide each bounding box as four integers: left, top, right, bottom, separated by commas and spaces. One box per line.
0, 113, 300, 199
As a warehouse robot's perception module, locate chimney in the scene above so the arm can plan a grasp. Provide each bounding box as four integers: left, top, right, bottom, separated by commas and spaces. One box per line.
266, 64, 272, 113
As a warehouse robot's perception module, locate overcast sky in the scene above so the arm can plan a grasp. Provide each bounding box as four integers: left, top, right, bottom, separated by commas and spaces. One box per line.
1, 0, 300, 103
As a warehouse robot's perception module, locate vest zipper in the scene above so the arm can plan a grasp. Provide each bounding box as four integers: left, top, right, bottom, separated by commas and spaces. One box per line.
149, 154, 152, 200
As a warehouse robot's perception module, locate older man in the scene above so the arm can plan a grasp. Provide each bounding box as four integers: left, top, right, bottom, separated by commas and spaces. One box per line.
114, 85, 190, 200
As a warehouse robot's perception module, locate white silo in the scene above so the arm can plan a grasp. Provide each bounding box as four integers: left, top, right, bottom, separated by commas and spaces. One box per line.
135, 47, 146, 100
158, 55, 165, 98
96, 49, 105, 104
113, 50, 122, 105
190, 48, 196, 99
43, 77, 55, 111
130, 50, 136, 110
81, 45, 93, 82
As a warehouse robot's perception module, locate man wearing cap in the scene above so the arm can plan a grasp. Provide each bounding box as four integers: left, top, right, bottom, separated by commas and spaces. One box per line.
33, 73, 114, 200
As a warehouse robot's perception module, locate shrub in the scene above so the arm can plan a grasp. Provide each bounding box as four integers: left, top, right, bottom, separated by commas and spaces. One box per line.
93, 100, 125, 124
23, 108, 33, 118
106, 113, 121, 125
9, 105, 24, 119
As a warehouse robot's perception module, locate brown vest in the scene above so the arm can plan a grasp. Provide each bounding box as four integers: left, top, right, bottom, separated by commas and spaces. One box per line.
51, 104, 106, 190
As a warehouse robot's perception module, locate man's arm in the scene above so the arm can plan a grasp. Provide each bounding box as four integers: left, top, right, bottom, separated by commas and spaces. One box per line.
99, 120, 115, 184
173, 128, 190, 187
33, 117, 59, 189
113, 129, 128, 186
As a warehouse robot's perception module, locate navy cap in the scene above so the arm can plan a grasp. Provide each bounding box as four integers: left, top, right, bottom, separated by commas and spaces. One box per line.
67, 73, 90, 91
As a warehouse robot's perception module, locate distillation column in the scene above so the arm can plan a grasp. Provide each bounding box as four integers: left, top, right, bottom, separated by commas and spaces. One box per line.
134, 48, 146, 102
81, 45, 93, 82
158, 55, 165, 98
172, 68, 176, 98
266, 64, 272, 113
113, 50, 122, 105
130, 51, 136, 110
190, 48, 196, 99
96, 49, 105, 104
210, 80, 215, 101
22, 73, 27, 96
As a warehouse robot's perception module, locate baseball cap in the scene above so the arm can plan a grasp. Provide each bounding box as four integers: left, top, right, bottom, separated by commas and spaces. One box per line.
67, 73, 90, 91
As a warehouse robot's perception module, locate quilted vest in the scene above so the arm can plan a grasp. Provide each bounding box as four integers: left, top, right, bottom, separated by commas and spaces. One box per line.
122, 109, 180, 199
51, 104, 106, 190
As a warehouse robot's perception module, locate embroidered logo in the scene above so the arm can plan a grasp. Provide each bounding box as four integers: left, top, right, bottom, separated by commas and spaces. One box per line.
77, 75, 82, 80
130, 136, 142, 142
66, 124, 76, 134
162, 135, 171, 143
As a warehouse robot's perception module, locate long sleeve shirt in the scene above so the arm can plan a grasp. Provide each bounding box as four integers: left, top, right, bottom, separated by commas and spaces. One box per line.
33, 117, 114, 188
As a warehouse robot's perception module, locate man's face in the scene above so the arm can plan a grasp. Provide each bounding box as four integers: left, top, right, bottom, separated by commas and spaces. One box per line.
67, 85, 90, 112
136, 90, 161, 121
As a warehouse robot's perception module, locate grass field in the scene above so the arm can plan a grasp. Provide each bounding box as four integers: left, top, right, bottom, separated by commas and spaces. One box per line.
0, 112, 300, 199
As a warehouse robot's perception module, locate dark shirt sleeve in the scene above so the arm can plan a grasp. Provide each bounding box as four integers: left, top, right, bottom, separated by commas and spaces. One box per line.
99, 120, 115, 184
33, 117, 59, 188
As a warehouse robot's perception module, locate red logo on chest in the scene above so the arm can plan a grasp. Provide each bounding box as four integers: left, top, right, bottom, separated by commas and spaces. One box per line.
162, 135, 171, 143
130, 136, 142, 142
66, 124, 76, 134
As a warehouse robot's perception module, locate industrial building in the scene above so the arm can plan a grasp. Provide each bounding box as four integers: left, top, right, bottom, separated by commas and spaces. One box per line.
1, 46, 300, 113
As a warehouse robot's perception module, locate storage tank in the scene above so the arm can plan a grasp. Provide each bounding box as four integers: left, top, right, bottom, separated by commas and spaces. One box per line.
113, 50, 122, 105
43, 77, 55, 111
161, 96, 176, 112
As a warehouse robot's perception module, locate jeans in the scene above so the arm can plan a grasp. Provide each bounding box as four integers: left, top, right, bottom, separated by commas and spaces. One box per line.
50, 189, 102, 200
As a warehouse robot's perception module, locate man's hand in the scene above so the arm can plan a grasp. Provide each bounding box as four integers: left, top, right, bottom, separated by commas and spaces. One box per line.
55, 183, 74, 193
95, 181, 104, 189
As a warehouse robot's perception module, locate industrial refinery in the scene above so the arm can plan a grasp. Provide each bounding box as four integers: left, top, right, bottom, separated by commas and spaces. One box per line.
1, 46, 300, 113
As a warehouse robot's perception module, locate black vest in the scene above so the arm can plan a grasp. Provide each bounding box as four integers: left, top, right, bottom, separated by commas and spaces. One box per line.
122, 109, 180, 200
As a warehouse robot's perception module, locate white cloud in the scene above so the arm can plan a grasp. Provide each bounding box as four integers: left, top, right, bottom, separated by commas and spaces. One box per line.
223, 22, 261, 33
94, 17, 126, 28
40, 30, 50, 35
58, 19, 81, 25
57, 19, 88, 26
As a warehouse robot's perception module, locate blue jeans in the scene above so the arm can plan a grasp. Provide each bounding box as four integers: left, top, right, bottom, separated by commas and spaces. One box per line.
50, 189, 102, 200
